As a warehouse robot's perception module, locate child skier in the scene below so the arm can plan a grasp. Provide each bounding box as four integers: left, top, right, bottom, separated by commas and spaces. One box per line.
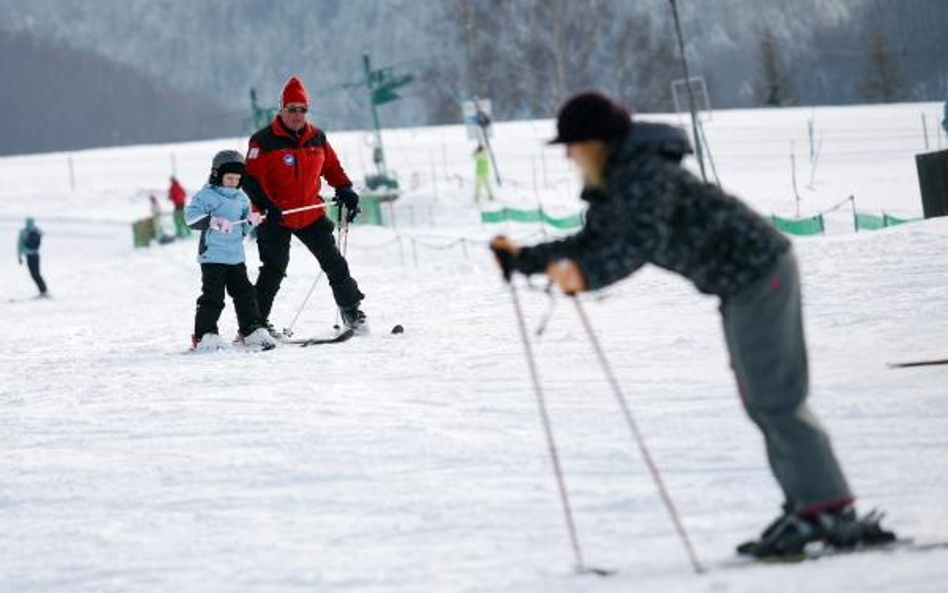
185, 150, 276, 352
491, 91, 895, 559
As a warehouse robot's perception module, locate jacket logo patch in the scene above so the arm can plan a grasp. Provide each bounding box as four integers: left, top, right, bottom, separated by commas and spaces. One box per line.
283, 154, 296, 166
248, 147, 260, 159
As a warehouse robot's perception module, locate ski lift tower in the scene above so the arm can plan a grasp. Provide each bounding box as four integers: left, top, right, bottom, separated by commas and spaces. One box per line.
362, 53, 414, 195
249, 87, 278, 131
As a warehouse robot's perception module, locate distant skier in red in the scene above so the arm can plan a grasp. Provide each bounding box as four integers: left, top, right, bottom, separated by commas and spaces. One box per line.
168, 176, 190, 238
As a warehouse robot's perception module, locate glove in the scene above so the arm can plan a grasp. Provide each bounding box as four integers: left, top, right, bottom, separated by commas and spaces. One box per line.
265, 206, 282, 224
489, 236, 520, 281
334, 186, 361, 223
247, 211, 266, 227
209, 216, 233, 233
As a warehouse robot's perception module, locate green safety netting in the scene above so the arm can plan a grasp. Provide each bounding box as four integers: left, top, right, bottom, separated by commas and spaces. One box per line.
883, 213, 918, 227
480, 210, 508, 224
771, 214, 825, 236
543, 211, 583, 229
505, 208, 543, 223
481, 207, 583, 229
854, 211, 921, 231
854, 212, 886, 231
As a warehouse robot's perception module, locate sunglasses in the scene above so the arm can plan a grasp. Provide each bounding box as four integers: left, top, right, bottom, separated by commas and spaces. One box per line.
285, 106, 308, 114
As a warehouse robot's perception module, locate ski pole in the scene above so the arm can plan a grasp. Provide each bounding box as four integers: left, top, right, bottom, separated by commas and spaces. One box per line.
505, 279, 609, 576
571, 296, 704, 574
283, 271, 324, 337
232, 202, 333, 225
332, 204, 350, 330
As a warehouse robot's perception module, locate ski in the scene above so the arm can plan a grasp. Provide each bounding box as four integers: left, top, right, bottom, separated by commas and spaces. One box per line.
887, 358, 948, 369
277, 322, 403, 346
301, 328, 355, 346
173, 343, 276, 356
279, 328, 356, 346
716, 539, 948, 570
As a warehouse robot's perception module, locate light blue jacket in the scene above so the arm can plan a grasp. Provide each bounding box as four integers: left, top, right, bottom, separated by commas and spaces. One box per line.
184, 184, 252, 265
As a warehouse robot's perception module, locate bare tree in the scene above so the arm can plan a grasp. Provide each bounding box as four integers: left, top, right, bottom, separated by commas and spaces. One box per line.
615, 12, 679, 112
757, 27, 793, 106
859, 27, 907, 103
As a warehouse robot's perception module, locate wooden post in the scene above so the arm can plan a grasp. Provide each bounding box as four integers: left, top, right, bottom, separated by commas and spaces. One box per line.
67, 156, 76, 192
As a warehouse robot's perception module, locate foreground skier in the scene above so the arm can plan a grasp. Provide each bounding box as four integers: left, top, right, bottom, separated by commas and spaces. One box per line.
185, 151, 276, 352
491, 91, 895, 558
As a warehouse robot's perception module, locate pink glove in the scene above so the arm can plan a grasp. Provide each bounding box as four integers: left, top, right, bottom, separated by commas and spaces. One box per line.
247, 211, 266, 227
209, 216, 233, 233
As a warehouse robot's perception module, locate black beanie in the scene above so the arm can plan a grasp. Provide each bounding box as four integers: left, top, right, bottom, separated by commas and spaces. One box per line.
549, 91, 633, 144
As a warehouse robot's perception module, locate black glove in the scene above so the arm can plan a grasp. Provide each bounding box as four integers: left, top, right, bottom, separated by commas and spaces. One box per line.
490, 244, 519, 282
334, 186, 361, 223
579, 187, 608, 204
266, 206, 283, 224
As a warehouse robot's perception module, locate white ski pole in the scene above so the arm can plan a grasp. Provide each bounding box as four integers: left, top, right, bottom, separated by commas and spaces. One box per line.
232, 202, 333, 225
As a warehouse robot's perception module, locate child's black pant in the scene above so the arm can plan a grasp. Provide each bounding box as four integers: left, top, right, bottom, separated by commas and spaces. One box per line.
194, 263, 263, 338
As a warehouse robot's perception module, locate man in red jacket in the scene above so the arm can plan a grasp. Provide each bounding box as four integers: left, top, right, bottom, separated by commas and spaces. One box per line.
242, 76, 366, 333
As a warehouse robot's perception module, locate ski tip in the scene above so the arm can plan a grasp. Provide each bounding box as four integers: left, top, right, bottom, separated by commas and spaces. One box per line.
574, 566, 616, 578
886, 359, 948, 369
300, 328, 356, 346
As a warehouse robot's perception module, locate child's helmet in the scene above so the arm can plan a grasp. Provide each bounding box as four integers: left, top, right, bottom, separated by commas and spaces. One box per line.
210, 150, 246, 185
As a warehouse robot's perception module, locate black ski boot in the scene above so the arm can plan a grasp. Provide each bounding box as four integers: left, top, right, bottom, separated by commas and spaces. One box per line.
340, 305, 368, 333
813, 507, 897, 550
263, 320, 282, 339
737, 505, 821, 558
738, 505, 897, 559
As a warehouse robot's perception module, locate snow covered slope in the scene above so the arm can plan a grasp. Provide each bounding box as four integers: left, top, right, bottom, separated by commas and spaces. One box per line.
2, 103, 947, 593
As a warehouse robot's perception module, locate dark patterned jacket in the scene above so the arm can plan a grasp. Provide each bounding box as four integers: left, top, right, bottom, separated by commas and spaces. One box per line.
516, 123, 790, 299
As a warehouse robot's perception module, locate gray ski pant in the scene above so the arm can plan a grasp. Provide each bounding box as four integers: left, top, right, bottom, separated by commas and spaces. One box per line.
721, 250, 853, 514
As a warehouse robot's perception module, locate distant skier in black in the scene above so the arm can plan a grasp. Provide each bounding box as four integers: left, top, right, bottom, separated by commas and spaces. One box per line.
17, 217, 48, 297
491, 91, 896, 558
942, 96, 947, 135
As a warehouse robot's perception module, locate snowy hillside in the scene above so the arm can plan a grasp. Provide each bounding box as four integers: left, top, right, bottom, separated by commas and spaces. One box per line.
2, 102, 948, 593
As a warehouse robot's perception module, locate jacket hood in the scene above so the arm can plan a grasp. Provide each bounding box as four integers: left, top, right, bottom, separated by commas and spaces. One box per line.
609, 122, 693, 165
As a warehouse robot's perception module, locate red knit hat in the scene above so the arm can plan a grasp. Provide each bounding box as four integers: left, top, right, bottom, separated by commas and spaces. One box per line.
281, 76, 310, 107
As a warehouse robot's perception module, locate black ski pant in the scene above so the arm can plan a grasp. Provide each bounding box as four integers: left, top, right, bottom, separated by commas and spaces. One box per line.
26, 254, 47, 294
254, 215, 364, 322
721, 250, 853, 515
194, 263, 264, 338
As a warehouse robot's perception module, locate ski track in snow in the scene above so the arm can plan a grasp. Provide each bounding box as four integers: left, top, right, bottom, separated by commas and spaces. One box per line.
2, 103, 948, 593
